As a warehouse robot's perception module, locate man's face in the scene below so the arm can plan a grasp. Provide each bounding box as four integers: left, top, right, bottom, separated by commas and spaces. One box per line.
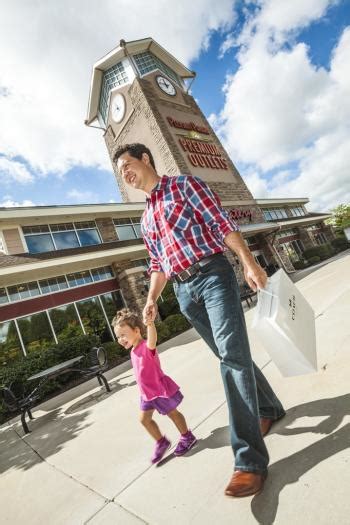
117, 152, 150, 191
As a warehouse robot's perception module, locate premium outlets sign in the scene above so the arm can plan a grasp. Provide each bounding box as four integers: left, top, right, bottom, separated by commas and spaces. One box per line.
167, 117, 228, 170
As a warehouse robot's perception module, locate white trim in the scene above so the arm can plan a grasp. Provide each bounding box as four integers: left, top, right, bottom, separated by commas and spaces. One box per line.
256, 198, 309, 205
0, 244, 148, 279
14, 318, 26, 357
46, 310, 58, 344
277, 215, 331, 227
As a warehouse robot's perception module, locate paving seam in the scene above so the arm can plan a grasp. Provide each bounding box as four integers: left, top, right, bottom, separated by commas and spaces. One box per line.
14, 429, 108, 502
84, 500, 149, 524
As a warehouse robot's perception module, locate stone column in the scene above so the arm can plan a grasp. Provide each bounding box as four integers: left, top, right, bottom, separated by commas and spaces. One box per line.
95, 218, 118, 243
296, 226, 315, 250
112, 262, 148, 317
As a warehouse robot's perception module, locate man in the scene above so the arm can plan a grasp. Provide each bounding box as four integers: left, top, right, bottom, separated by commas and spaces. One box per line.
114, 143, 285, 497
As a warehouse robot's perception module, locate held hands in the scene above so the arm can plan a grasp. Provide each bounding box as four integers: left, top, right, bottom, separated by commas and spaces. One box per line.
244, 261, 267, 291
143, 299, 158, 325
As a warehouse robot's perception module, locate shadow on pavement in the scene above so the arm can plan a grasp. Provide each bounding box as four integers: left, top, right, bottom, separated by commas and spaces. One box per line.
0, 378, 136, 476
251, 393, 350, 525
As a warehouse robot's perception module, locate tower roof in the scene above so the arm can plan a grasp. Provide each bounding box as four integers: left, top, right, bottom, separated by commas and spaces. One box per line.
85, 37, 195, 125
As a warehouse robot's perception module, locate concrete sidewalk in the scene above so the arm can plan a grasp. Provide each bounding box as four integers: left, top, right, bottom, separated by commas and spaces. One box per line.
1, 256, 350, 525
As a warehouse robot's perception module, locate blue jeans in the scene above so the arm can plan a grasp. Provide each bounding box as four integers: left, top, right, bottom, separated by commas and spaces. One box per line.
173, 254, 285, 474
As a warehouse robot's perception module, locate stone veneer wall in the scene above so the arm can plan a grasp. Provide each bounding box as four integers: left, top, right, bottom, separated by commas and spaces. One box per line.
297, 226, 315, 250
95, 218, 118, 243
112, 261, 148, 317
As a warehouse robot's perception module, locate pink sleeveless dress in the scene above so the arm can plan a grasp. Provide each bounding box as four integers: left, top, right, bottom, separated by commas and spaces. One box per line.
131, 340, 183, 414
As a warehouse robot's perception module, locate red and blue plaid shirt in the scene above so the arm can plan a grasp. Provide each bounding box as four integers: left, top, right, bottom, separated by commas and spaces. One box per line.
141, 175, 239, 279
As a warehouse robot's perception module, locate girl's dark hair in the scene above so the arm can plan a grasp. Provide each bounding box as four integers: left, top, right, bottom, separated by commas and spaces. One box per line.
111, 308, 145, 335
113, 143, 156, 169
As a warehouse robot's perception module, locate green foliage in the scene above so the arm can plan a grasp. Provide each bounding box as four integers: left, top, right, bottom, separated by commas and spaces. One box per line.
307, 256, 321, 265
102, 341, 130, 367
154, 322, 171, 344
303, 244, 334, 261
0, 334, 99, 424
293, 260, 306, 270
162, 314, 191, 334
326, 204, 350, 230
158, 281, 180, 319
330, 237, 349, 252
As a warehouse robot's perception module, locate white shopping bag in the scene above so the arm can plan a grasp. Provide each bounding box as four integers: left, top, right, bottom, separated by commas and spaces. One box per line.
252, 269, 317, 377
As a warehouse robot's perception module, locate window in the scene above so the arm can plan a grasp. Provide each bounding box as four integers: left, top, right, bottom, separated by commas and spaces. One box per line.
262, 208, 288, 221
0, 320, 24, 365
100, 291, 124, 323
39, 276, 68, 294
133, 52, 181, 86
91, 266, 114, 281
290, 207, 305, 217
76, 297, 112, 343
17, 312, 55, 353
246, 236, 258, 246
66, 271, 93, 287
276, 229, 297, 239
51, 223, 80, 250
0, 288, 9, 305
99, 61, 128, 124
7, 282, 40, 301
23, 221, 101, 253
25, 232, 55, 253
113, 217, 142, 241
48, 304, 83, 341
75, 221, 101, 246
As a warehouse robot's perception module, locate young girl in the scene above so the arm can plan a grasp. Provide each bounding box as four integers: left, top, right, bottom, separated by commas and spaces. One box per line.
112, 308, 197, 464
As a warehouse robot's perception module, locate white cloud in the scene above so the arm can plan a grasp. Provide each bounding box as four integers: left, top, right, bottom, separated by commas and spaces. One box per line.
0, 197, 35, 208
213, 1, 349, 211
66, 189, 97, 203
0, 0, 236, 181
0, 157, 34, 184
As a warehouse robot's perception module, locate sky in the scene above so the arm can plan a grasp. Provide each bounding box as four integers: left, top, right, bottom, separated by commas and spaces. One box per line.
0, 0, 349, 212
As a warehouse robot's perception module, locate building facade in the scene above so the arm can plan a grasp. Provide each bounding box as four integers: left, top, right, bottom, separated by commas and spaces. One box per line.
0, 38, 334, 365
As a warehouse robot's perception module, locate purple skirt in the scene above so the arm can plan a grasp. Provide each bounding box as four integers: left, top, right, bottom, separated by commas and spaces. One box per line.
140, 390, 184, 415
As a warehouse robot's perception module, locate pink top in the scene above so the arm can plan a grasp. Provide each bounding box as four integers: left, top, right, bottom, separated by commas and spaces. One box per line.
131, 339, 179, 401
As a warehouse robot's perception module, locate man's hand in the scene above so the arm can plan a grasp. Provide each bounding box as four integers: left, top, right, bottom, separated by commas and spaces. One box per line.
244, 261, 267, 291
143, 299, 158, 324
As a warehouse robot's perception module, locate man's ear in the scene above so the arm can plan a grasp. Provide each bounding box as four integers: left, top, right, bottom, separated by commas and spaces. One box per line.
141, 152, 150, 165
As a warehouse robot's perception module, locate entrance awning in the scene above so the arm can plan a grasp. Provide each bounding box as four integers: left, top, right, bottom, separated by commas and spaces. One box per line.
240, 223, 280, 236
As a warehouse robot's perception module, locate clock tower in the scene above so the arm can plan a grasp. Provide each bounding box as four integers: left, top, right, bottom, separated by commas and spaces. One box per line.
85, 37, 257, 209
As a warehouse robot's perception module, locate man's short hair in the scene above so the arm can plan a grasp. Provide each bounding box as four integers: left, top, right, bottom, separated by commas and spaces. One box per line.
113, 143, 156, 169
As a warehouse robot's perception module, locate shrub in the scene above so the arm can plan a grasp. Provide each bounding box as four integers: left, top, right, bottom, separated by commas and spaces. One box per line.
102, 341, 129, 367
307, 256, 321, 265
0, 334, 99, 424
163, 314, 191, 335
331, 237, 349, 252
303, 244, 334, 261
154, 322, 171, 344
293, 261, 306, 270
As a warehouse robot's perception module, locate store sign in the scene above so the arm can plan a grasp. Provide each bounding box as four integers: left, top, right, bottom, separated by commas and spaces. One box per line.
167, 116, 228, 170
229, 208, 253, 221
167, 117, 210, 135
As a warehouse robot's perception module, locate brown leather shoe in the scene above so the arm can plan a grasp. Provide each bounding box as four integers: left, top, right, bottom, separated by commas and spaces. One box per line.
224, 470, 266, 497
260, 417, 274, 437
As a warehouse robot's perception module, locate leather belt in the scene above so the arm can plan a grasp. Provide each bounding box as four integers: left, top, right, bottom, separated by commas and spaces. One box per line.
173, 253, 223, 283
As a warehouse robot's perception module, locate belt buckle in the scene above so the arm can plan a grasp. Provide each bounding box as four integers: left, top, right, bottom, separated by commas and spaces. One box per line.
177, 269, 191, 282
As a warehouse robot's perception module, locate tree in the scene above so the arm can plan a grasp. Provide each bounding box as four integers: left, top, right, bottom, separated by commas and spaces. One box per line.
326, 204, 350, 231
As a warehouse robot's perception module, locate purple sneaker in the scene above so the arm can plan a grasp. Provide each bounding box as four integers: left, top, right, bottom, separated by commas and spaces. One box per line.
151, 436, 171, 464
174, 431, 197, 456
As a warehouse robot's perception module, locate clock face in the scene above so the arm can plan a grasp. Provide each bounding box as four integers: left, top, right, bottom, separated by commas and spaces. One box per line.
111, 93, 126, 123
156, 76, 176, 96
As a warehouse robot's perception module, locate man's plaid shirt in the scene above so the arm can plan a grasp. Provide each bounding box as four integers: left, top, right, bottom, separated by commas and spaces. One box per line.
141, 175, 239, 279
